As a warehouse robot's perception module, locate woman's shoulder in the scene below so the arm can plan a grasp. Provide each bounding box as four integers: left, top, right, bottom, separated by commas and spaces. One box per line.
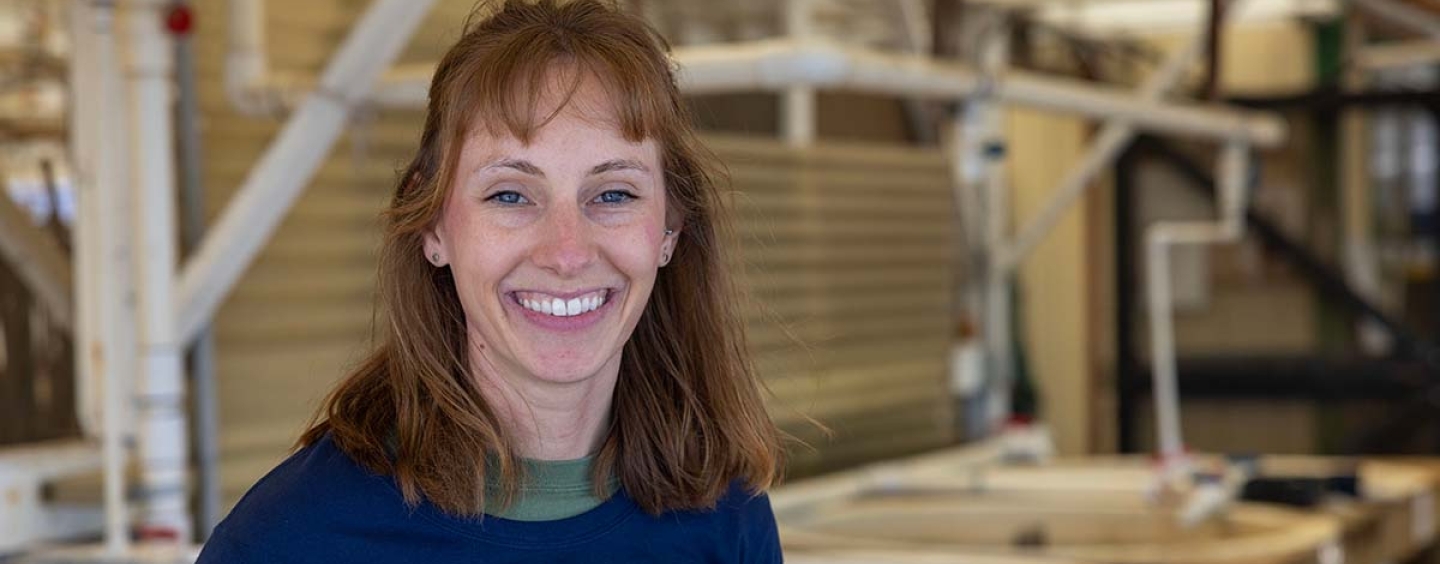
666, 480, 781, 561
197, 433, 401, 562
231, 433, 389, 514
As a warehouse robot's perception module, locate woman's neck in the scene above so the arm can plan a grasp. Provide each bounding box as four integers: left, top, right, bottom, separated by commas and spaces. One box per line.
468, 341, 621, 460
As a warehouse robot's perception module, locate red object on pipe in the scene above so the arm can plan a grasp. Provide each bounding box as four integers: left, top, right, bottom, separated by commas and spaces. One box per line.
165, 4, 194, 36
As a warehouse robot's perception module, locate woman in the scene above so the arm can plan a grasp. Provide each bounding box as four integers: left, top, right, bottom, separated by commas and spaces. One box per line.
197, 0, 785, 561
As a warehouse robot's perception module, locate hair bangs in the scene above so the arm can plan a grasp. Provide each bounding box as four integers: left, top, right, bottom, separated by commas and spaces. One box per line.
445, 20, 678, 148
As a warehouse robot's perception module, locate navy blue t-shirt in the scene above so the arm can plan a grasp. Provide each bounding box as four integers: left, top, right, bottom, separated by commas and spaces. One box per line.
197, 433, 782, 563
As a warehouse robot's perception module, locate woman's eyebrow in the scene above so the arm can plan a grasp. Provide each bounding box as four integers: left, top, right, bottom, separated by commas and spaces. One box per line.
482, 157, 545, 177
588, 159, 650, 176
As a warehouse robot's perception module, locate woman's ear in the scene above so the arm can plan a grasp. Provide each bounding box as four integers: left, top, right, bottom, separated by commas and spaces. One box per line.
660, 227, 679, 267
424, 228, 447, 267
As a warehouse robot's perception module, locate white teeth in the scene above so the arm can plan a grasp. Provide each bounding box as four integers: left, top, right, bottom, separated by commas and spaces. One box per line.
517, 291, 608, 317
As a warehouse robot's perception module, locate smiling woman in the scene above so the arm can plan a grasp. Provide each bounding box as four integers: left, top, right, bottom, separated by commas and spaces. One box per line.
196, 1, 785, 562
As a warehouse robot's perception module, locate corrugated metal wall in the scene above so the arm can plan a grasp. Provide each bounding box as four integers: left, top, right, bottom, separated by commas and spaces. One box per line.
717, 137, 955, 475
193, 0, 954, 506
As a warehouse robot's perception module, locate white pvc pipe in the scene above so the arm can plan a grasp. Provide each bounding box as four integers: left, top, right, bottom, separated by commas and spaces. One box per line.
88, 0, 134, 553
997, 71, 1284, 147
978, 20, 1012, 435
367, 39, 1284, 146
670, 40, 1284, 146
225, 0, 298, 115
67, 0, 100, 440
1145, 140, 1250, 473
1001, 8, 1224, 271
178, 0, 439, 344
784, 0, 816, 147
125, 0, 191, 542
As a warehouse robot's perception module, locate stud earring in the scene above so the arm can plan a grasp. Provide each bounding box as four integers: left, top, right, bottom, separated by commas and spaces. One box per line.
665, 229, 674, 236
431, 252, 441, 265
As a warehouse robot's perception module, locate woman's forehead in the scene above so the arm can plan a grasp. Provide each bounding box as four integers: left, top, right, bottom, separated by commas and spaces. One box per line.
464, 63, 646, 142
457, 116, 661, 178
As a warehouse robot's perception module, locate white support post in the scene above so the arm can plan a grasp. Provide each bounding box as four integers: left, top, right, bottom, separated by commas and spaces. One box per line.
784, 0, 816, 147
88, 0, 136, 553
950, 111, 989, 439
125, 0, 190, 542
978, 17, 1013, 434
177, 0, 439, 344
1145, 139, 1250, 476
68, 0, 101, 441
68, 0, 108, 444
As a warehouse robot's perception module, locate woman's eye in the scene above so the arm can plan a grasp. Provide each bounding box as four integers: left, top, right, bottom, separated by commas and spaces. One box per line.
487, 191, 529, 205
594, 190, 636, 205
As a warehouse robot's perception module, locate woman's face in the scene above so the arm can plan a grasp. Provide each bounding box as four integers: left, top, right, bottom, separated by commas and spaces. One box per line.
425, 76, 675, 388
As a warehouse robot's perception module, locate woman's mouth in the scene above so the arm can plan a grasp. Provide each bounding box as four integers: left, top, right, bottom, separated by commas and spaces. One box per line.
512, 289, 610, 317
508, 288, 616, 332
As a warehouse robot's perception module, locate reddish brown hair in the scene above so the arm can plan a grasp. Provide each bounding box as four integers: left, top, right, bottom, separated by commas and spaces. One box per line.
299, 0, 783, 517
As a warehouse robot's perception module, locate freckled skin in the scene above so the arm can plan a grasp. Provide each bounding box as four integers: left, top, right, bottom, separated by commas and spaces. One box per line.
424, 74, 678, 433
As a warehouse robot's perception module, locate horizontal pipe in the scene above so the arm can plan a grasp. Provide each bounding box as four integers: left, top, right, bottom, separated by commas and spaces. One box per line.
998, 71, 1285, 146
673, 39, 1286, 146
376, 39, 1287, 146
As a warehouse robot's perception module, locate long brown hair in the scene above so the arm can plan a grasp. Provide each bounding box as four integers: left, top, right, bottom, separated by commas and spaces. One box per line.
299, 0, 783, 517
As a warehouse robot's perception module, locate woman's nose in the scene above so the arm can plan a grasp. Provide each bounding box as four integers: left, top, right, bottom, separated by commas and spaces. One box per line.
531, 206, 596, 277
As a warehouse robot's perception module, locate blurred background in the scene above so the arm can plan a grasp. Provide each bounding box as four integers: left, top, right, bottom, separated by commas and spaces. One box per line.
3, 0, 1440, 562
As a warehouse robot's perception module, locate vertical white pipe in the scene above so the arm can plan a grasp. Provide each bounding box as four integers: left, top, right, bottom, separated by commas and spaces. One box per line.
125, 0, 191, 542
227, 0, 266, 82
88, 0, 135, 553
1145, 233, 1182, 463
67, 0, 100, 440
1218, 140, 1248, 238
1146, 140, 1250, 472
224, 0, 277, 114
978, 18, 1012, 433
784, 0, 816, 147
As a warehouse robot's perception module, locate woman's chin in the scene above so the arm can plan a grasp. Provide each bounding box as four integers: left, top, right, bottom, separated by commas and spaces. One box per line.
518, 356, 614, 386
